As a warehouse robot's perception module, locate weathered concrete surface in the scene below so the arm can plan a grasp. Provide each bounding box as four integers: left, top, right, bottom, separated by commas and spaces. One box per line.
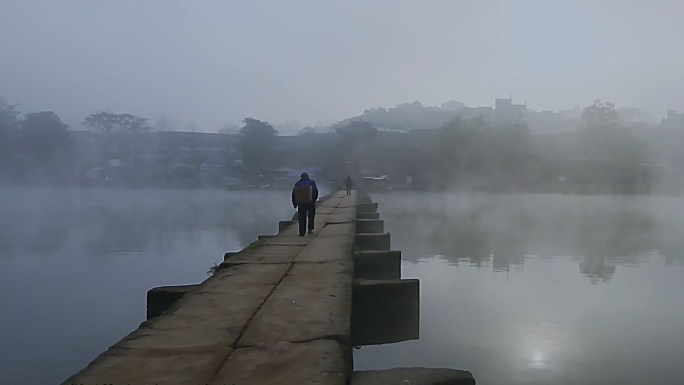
328, 207, 356, 224
63, 191, 357, 385
214, 340, 349, 385
122, 264, 291, 351
296, 224, 355, 262
63, 346, 233, 385
237, 260, 353, 346
221, 244, 305, 265
352, 367, 475, 385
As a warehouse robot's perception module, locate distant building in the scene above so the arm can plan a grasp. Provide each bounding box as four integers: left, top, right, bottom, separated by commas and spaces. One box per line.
456, 98, 527, 125
661, 109, 684, 128
494, 98, 527, 125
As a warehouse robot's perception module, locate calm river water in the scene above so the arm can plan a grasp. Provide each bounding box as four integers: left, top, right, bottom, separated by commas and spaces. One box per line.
0, 187, 295, 385
354, 192, 684, 385
2, 188, 684, 385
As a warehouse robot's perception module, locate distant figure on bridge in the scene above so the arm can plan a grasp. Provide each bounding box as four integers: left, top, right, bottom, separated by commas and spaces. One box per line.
344, 175, 353, 195
292, 172, 319, 236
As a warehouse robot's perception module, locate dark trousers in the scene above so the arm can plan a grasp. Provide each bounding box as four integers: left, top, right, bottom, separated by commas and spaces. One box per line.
297, 203, 316, 235
345, 187, 351, 195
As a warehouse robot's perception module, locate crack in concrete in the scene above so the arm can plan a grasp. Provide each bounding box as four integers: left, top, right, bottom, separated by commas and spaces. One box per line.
207, 260, 297, 382
206, 196, 355, 381
228, 333, 349, 351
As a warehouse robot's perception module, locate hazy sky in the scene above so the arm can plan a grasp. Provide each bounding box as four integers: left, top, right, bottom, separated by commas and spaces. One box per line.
1, 0, 683, 132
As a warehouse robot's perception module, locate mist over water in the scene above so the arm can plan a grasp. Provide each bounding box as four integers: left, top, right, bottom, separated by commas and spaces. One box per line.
3, 1, 684, 384
0, 188, 294, 385
2, 187, 684, 384
354, 192, 684, 385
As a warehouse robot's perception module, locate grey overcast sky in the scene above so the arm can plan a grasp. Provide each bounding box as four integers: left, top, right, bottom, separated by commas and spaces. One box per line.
1, 0, 683, 131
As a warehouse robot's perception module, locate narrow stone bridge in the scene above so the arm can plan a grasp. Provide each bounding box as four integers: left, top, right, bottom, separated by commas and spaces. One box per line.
63, 190, 474, 385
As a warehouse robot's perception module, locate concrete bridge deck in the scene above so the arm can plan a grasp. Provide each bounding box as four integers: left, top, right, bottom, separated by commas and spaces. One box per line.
63, 191, 358, 385
63, 190, 475, 385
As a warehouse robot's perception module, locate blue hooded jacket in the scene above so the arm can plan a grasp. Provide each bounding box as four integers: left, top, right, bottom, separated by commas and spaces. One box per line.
292, 175, 319, 207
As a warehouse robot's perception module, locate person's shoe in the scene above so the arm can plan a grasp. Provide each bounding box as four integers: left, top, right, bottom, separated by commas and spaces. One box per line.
308, 230, 314, 234
299, 233, 305, 237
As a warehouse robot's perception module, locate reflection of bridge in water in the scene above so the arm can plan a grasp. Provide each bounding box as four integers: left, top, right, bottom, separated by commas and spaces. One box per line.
62, 191, 475, 385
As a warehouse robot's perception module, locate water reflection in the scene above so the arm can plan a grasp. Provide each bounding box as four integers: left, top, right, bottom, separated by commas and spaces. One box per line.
578, 256, 616, 284
354, 192, 684, 385
377, 192, 679, 282
0, 187, 291, 257
0, 187, 294, 385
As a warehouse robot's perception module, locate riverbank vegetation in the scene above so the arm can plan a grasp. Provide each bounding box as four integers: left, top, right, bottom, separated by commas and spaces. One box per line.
2, 97, 683, 194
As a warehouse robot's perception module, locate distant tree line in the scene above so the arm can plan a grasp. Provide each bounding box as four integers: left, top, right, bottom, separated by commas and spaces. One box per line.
0, 98, 285, 188
2, 96, 684, 193
0, 99, 74, 184
326, 100, 664, 193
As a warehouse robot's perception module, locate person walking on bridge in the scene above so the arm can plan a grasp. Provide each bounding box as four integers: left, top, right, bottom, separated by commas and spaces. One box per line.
344, 175, 353, 195
292, 172, 319, 236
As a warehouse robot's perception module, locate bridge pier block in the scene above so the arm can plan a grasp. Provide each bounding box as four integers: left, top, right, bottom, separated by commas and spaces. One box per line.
355, 219, 384, 234
358, 202, 378, 213
279, 220, 296, 232
355, 250, 401, 280
63, 190, 443, 385
146, 284, 199, 320
352, 368, 475, 385
357, 194, 372, 200
356, 233, 390, 250
351, 278, 419, 346
224, 251, 238, 261
357, 212, 380, 220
